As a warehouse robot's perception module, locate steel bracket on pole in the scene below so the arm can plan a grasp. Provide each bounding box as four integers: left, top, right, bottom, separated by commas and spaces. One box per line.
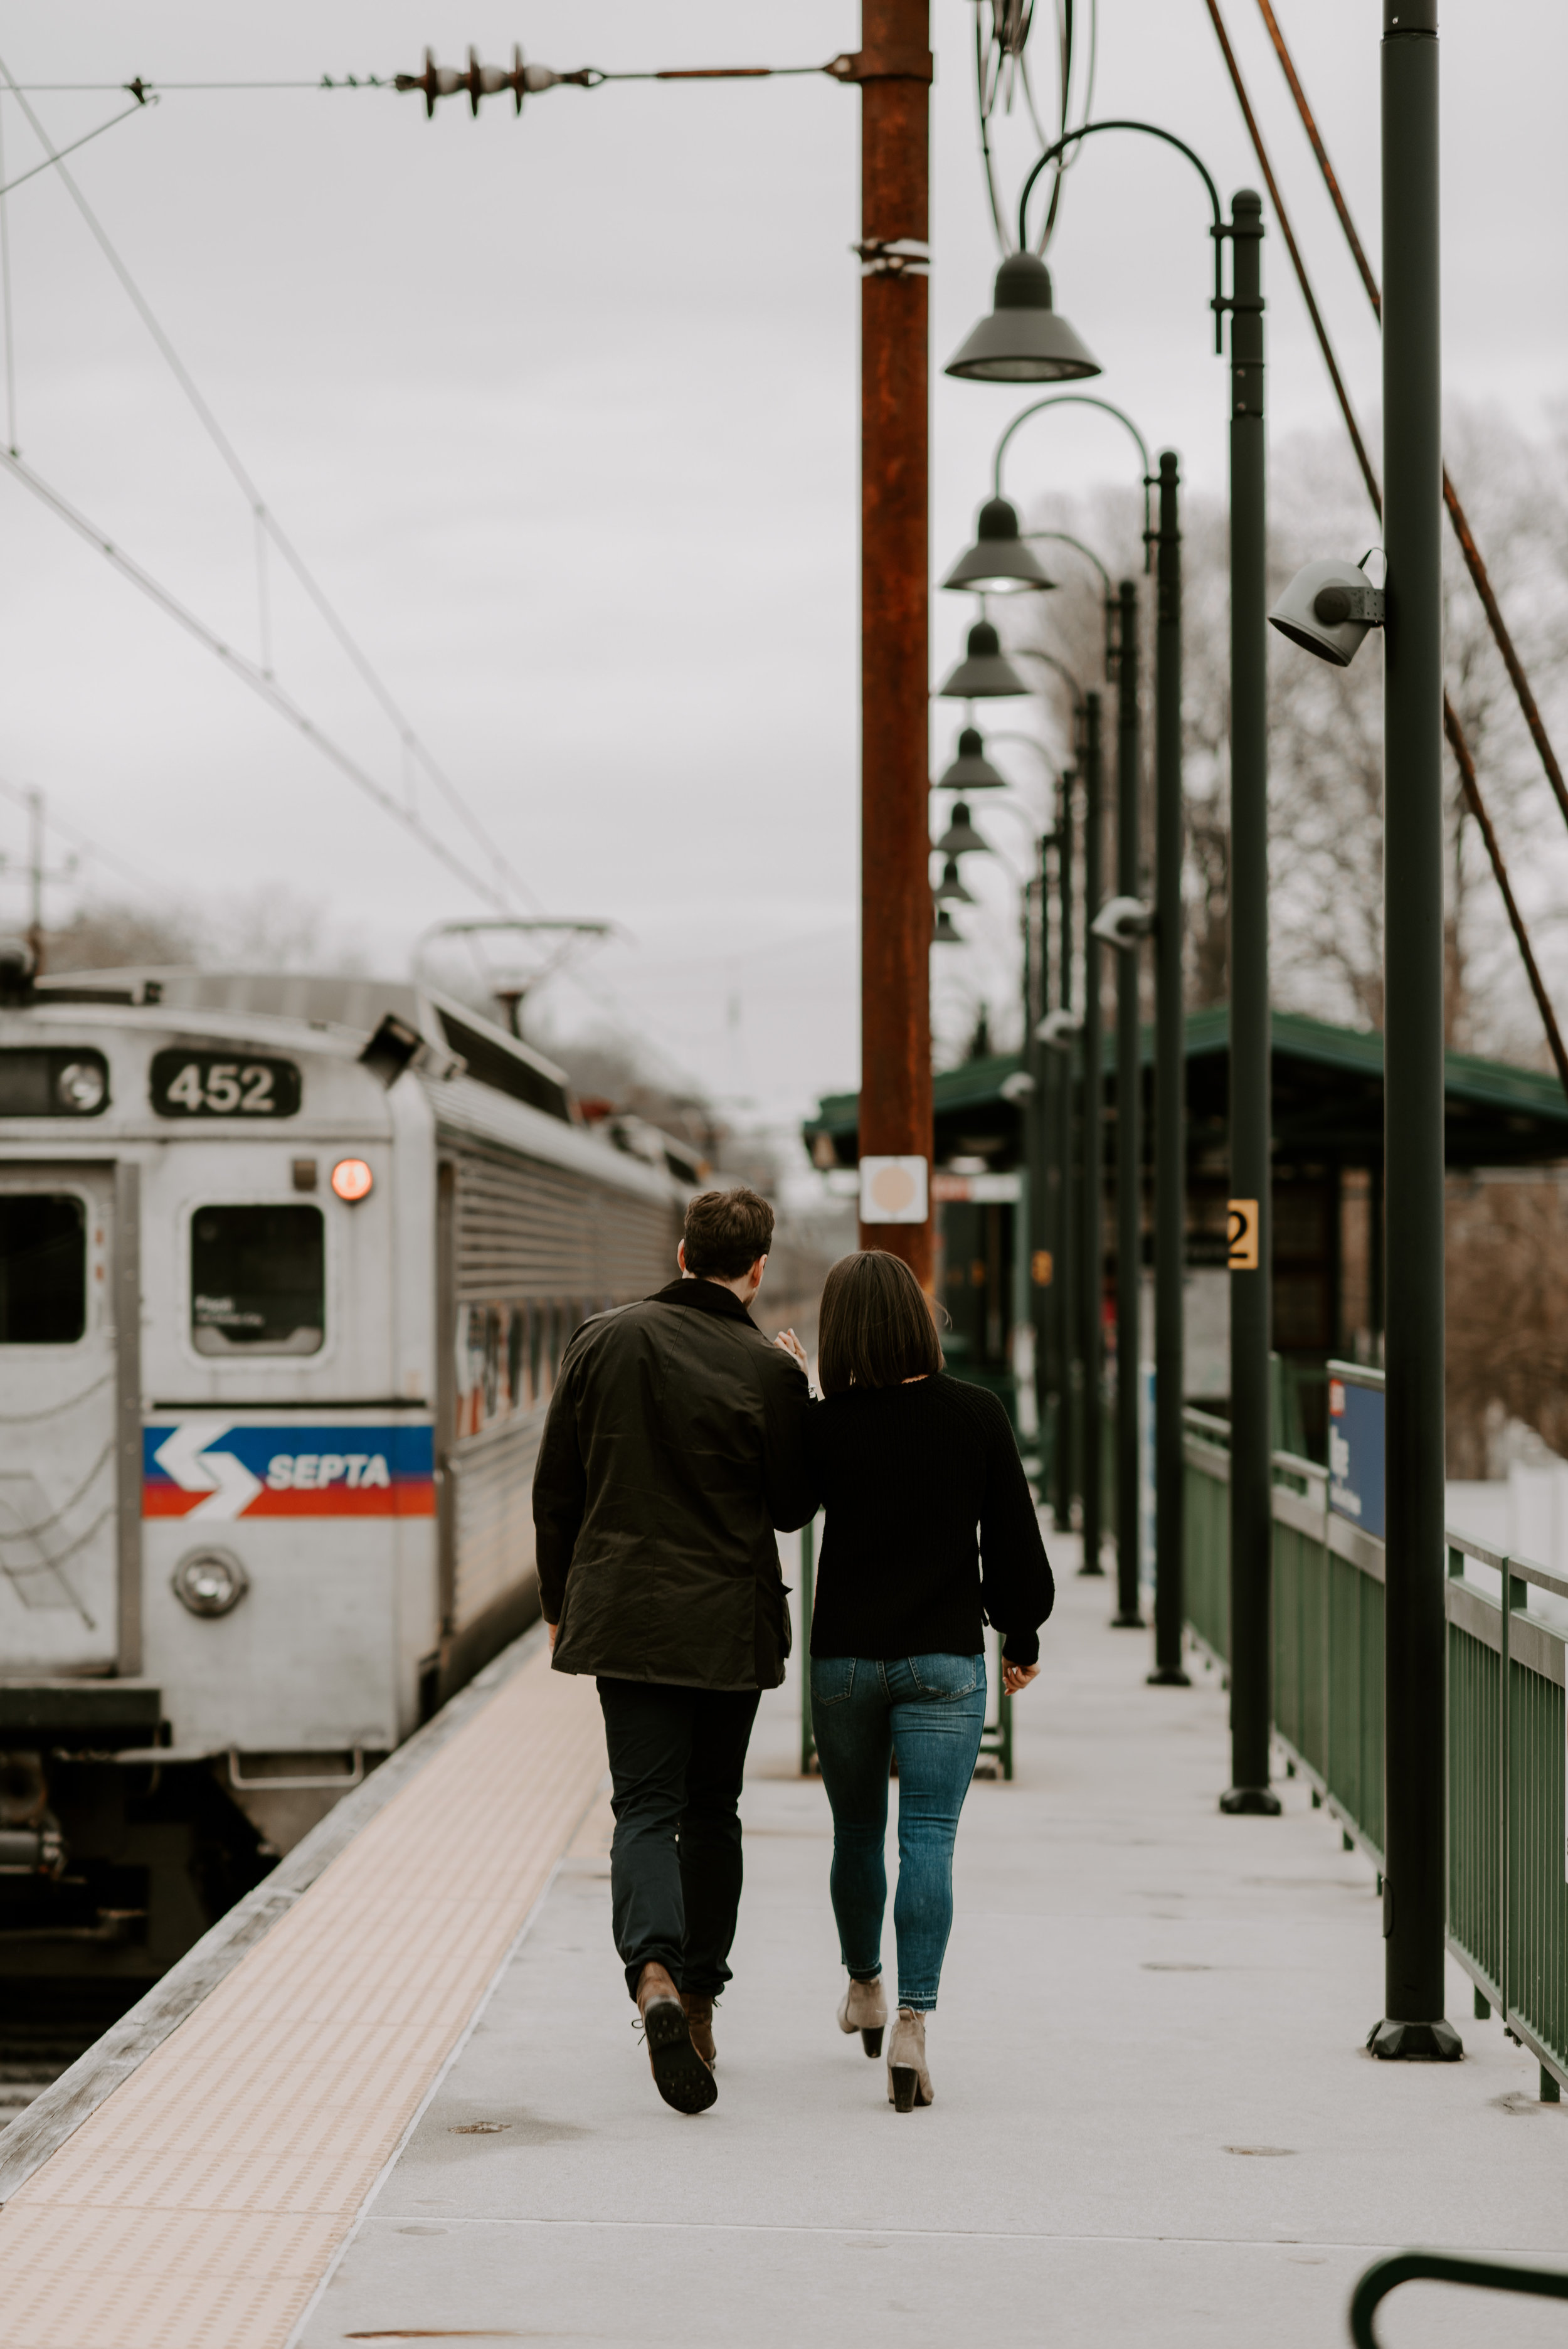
1090, 895, 1154, 950
825, 47, 935, 84
852, 238, 931, 278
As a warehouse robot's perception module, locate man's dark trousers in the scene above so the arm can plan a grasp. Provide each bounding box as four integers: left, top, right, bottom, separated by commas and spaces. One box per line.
597, 1679, 762, 2000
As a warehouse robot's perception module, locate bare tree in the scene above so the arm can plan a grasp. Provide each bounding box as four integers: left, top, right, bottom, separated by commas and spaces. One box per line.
1163, 409, 1568, 1054
1447, 1175, 1568, 1473
46, 900, 203, 974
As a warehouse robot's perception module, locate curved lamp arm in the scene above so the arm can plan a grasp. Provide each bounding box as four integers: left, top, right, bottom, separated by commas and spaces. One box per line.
1014, 644, 1089, 710
960, 790, 1051, 854
1024, 530, 1112, 595
992, 394, 1155, 571
1017, 120, 1225, 354
983, 727, 1059, 768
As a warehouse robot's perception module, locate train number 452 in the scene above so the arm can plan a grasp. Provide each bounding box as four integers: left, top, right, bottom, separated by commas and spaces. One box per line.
150, 1049, 302, 1119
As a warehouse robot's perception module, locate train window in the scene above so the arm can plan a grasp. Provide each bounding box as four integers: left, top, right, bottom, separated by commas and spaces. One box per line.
191, 1205, 324, 1355
0, 1196, 86, 1343
507, 1308, 524, 1413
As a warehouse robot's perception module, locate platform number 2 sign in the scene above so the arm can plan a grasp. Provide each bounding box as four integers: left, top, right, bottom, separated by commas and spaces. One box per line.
1227, 1198, 1259, 1271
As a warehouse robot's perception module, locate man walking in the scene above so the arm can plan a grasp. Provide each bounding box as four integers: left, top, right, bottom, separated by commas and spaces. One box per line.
534, 1186, 813, 2114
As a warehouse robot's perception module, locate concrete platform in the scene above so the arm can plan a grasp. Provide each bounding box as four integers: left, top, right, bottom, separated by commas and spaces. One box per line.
298, 1551, 1568, 2349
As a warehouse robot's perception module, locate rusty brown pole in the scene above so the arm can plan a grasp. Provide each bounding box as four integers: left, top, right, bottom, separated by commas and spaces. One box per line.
855, 1, 935, 1286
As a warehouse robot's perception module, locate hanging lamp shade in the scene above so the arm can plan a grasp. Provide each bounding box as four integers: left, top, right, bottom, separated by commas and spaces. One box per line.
935, 725, 1008, 792
944, 252, 1102, 384
933, 856, 976, 906
941, 496, 1056, 595
932, 905, 965, 945
933, 800, 992, 859
938, 618, 1029, 700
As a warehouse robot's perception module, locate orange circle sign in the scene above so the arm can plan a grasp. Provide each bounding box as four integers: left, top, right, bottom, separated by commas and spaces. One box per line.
331, 1158, 374, 1203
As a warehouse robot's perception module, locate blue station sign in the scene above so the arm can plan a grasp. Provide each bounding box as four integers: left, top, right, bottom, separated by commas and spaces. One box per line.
1328, 1363, 1385, 1541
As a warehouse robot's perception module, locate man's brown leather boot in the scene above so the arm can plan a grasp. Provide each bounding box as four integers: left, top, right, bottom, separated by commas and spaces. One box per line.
680, 1991, 717, 2071
636, 1962, 717, 2114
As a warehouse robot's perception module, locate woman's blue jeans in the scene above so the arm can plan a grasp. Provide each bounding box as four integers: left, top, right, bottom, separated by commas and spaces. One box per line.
809, 1653, 987, 2013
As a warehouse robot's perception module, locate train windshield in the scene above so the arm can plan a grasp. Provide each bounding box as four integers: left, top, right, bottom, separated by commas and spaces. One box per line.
191, 1205, 324, 1355
0, 1194, 86, 1343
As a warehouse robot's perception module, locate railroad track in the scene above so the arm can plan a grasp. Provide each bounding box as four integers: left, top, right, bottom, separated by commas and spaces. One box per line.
0, 1983, 143, 2132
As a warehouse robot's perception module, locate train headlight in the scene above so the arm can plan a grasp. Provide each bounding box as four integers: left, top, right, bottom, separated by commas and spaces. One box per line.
172, 1547, 250, 1618
57, 1060, 106, 1112
331, 1157, 374, 1203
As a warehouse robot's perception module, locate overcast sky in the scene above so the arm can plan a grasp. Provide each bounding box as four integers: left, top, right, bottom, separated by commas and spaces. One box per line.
0, 3, 1561, 1126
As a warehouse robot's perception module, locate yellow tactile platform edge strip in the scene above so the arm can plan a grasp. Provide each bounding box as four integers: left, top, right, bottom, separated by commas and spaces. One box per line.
0, 1643, 608, 2349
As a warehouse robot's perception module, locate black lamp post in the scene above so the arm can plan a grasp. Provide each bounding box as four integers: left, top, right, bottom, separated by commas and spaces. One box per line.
972, 728, 1063, 1477
947, 121, 1271, 1795
1039, 764, 1081, 1535
1110, 573, 1145, 1627
1149, 451, 1192, 1689
945, 395, 1160, 1619
1017, 647, 1089, 1547
1373, 0, 1459, 2063
1022, 652, 1104, 1577
1079, 687, 1106, 1577
929, 745, 1061, 1477
1217, 190, 1279, 1816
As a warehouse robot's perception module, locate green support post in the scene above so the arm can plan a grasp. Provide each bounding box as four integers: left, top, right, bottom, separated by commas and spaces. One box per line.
1368, 0, 1459, 2061
1220, 189, 1280, 1816
1056, 768, 1080, 1537
1148, 453, 1190, 1687
1031, 832, 1056, 1480
1079, 693, 1105, 1577
1113, 578, 1145, 1626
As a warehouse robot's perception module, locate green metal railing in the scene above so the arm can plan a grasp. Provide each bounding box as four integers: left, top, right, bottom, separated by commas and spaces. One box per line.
1350, 2251, 1568, 2347
797, 1518, 1014, 1781
1184, 1411, 1568, 2096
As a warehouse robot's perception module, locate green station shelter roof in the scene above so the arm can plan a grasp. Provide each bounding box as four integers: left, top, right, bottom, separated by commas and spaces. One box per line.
804, 1007, 1568, 1172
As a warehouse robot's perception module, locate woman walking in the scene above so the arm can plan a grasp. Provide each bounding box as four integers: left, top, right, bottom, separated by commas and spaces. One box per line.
798, 1249, 1054, 2112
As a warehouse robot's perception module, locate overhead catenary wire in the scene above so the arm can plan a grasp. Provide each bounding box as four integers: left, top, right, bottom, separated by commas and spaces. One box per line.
0, 62, 838, 96
1201, 0, 1568, 1107
0, 79, 391, 95
1249, 0, 1568, 848
0, 445, 510, 914
0, 94, 153, 196
0, 54, 543, 916
972, 0, 1096, 257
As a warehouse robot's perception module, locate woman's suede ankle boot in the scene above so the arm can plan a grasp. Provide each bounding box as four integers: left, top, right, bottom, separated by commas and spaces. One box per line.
836, 1973, 887, 2057
886, 2007, 933, 2111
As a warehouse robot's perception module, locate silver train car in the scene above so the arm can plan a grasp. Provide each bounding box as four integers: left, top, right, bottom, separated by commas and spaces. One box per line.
0, 963, 689, 1991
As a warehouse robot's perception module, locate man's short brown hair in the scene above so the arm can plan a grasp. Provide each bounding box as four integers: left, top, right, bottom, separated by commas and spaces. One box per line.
682, 1186, 775, 1281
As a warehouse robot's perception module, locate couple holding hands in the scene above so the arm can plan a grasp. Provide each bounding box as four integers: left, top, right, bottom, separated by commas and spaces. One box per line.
534, 1185, 1054, 2116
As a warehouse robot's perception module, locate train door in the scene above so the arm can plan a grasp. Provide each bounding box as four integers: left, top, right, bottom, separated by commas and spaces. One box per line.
0, 1162, 138, 1673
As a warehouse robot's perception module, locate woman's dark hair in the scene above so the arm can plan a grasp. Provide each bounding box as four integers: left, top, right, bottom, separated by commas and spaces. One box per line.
817, 1248, 943, 1396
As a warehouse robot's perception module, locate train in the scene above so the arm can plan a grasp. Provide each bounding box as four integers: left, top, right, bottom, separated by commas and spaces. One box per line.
0, 958, 692, 2000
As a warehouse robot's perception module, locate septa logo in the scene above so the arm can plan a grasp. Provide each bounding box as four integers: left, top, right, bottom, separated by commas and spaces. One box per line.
144, 1424, 435, 1519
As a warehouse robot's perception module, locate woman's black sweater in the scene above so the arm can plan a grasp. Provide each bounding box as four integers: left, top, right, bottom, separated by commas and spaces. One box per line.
805, 1372, 1054, 1666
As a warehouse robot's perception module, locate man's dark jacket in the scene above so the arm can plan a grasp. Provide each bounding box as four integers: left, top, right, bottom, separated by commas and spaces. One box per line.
532, 1279, 815, 1691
